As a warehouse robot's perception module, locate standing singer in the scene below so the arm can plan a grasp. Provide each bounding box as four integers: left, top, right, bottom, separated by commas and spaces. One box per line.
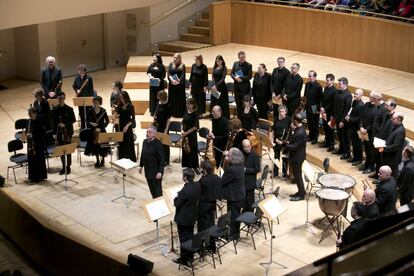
27, 107, 47, 183
72, 64, 94, 129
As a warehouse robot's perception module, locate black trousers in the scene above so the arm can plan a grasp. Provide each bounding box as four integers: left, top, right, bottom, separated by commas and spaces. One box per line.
244, 189, 255, 212
177, 224, 195, 263
363, 139, 375, 170
255, 97, 269, 119
197, 201, 216, 232
58, 137, 72, 169
349, 127, 363, 161
273, 144, 288, 176
146, 178, 163, 198
306, 111, 320, 142
234, 86, 249, 118
291, 162, 305, 197
163, 145, 170, 165
78, 106, 92, 129
336, 122, 350, 154
323, 119, 334, 147
227, 200, 243, 239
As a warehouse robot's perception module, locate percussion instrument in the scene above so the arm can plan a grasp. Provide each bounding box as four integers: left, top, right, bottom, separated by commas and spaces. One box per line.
318, 173, 356, 194
316, 188, 350, 243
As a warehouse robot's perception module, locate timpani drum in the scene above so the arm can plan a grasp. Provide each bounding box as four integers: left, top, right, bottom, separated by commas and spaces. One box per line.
318, 173, 356, 194
315, 188, 350, 217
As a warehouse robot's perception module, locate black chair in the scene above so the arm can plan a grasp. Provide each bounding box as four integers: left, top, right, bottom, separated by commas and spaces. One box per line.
235, 207, 267, 250
226, 82, 234, 94
168, 121, 183, 160
7, 140, 28, 184
255, 165, 269, 199
14, 119, 28, 140
207, 212, 237, 257
314, 157, 330, 192
179, 230, 217, 275
44, 130, 56, 169
77, 128, 90, 166
197, 127, 210, 156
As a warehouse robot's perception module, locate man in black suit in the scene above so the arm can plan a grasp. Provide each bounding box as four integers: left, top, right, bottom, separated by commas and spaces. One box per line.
337, 202, 369, 249
41, 56, 62, 99
282, 63, 303, 116
221, 147, 245, 240
197, 159, 222, 232
361, 189, 380, 219
320, 74, 337, 152
369, 92, 387, 177
139, 126, 165, 198
209, 105, 229, 168
242, 139, 260, 212
345, 89, 364, 165
277, 113, 307, 201
304, 70, 322, 144
398, 146, 414, 206
271, 56, 290, 110
231, 51, 252, 118
380, 112, 406, 179
173, 168, 201, 266
332, 77, 352, 159
53, 93, 76, 175
375, 166, 398, 216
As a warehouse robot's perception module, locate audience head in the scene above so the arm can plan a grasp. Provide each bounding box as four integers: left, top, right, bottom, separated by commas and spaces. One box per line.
326, 73, 335, 86
238, 51, 246, 63
153, 53, 163, 65
46, 56, 56, 68
33, 88, 44, 100
146, 126, 157, 140
228, 147, 244, 165
362, 189, 376, 206
200, 159, 213, 175
242, 139, 252, 154
211, 105, 222, 119
290, 63, 300, 75
378, 165, 392, 181
277, 57, 285, 68
186, 97, 198, 112
338, 77, 348, 90
308, 70, 317, 82
391, 112, 404, 125
278, 105, 287, 118
351, 202, 366, 220
195, 54, 203, 65
157, 90, 168, 102
230, 118, 242, 131
293, 113, 303, 126
385, 99, 397, 113
258, 63, 267, 74
214, 55, 226, 68
113, 80, 123, 92
77, 64, 87, 77
403, 145, 414, 161
93, 96, 102, 106
183, 168, 195, 183
354, 88, 364, 101
173, 53, 182, 65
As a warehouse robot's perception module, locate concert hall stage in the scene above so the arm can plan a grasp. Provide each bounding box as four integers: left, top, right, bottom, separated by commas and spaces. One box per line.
0, 43, 413, 275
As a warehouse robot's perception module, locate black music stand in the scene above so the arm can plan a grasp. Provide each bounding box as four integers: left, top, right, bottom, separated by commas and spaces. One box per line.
165, 184, 184, 254
98, 132, 124, 177
110, 158, 138, 207
73, 97, 94, 129
52, 143, 78, 191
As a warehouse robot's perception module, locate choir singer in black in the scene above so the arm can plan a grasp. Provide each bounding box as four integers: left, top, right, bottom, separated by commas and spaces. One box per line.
283, 63, 303, 116
320, 74, 337, 152
304, 70, 322, 144
41, 56, 62, 99
139, 126, 165, 199
27, 107, 47, 183
147, 53, 166, 116
271, 57, 290, 110
53, 93, 76, 175
272, 105, 290, 177
397, 146, 414, 206
189, 55, 208, 116
242, 139, 260, 212
33, 88, 51, 130
209, 105, 229, 168
231, 51, 252, 118
252, 63, 272, 119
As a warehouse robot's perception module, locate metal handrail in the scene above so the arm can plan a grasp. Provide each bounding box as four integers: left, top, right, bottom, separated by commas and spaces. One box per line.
264, 0, 414, 23
141, 0, 198, 26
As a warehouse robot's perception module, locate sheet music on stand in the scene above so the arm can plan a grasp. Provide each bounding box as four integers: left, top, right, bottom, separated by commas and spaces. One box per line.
258, 195, 286, 221
165, 184, 184, 209
373, 137, 386, 148
143, 197, 172, 222
111, 158, 139, 172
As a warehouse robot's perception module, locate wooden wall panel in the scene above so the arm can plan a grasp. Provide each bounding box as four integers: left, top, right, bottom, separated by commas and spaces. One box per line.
211, 1, 414, 73
210, 1, 231, 45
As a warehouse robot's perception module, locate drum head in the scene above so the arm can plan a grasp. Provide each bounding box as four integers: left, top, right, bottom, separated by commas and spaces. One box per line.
318, 173, 356, 190
316, 188, 349, 201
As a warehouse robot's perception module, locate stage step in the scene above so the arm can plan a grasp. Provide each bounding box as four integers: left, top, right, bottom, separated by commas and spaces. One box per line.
195, 18, 210, 27
158, 40, 209, 53
187, 26, 210, 35
153, 50, 175, 57
180, 33, 210, 44
202, 12, 209, 20
123, 72, 150, 89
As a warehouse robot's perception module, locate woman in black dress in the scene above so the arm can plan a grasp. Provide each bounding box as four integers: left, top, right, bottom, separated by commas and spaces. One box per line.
167, 53, 186, 118
33, 88, 51, 130
110, 80, 123, 132
85, 96, 110, 168
252, 63, 272, 119
117, 91, 136, 162
189, 55, 208, 117
27, 107, 47, 183
182, 98, 199, 169
154, 90, 171, 165
211, 55, 229, 119
240, 95, 258, 131
147, 54, 166, 116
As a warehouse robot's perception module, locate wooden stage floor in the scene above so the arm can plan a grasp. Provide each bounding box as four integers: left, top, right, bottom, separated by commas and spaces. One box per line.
0, 43, 413, 275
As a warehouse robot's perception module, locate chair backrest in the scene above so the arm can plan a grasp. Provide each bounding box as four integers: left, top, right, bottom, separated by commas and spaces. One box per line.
323, 158, 330, 173
79, 128, 91, 142
198, 127, 210, 139
257, 119, 273, 133
226, 82, 234, 93
168, 121, 182, 133
261, 165, 269, 181
8, 140, 23, 153
15, 119, 28, 130
193, 230, 210, 248
254, 207, 264, 221
273, 186, 280, 198
217, 212, 231, 229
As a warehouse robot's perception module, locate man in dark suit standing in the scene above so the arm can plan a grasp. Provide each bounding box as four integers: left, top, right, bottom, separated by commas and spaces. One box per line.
139, 126, 165, 198
375, 166, 398, 216
41, 56, 62, 99
231, 51, 252, 118
369, 92, 387, 177
282, 63, 303, 116
320, 74, 337, 152
304, 70, 322, 144
173, 169, 201, 266
197, 159, 222, 232
277, 113, 307, 201
337, 202, 369, 249
271, 56, 290, 110
345, 89, 364, 165
398, 146, 414, 206
72, 64, 95, 129
221, 147, 245, 240
209, 105, 229, 168
242, 139, 260, 212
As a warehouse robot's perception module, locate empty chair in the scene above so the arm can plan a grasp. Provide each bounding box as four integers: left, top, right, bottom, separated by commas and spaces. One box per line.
7, 140, 28, 184
77, 128, 90, 166
197, 127, 210, 156
235, 207, 267, 250
168, 121, 183, 160
14, 118, 28, 140
255, 165, 269, 199
207, 212, 237, 257
44, 130, 56, 169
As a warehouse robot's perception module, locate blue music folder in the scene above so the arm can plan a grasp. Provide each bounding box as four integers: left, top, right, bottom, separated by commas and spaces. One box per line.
235, 70, 244, 78
150, 78, 160, 87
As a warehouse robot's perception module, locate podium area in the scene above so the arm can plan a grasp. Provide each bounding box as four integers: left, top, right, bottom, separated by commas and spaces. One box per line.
1, 40, 414, 274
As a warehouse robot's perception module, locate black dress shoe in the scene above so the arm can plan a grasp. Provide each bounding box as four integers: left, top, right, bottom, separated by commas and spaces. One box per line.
289, 193, 299, 197
320, 143, 328, 148
94, 162, 100, 168
290, 196, 305, 201
332, 150, 343, 155
372, 180, 379, 184
369, 173, 378, 179
59, 169, 65, 175
327, 146, 334, 152
362, 168, 373, 174
340, 154, 350, 160
66, 167, 71, 175
352, 160, 362, 166
100, 160, 105, 167
359, 165, 367, 171
311, 140, 317, 145
347, 157, 355, 162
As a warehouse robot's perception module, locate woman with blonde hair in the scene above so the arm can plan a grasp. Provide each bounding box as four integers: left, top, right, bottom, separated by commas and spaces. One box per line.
167, 53, 186, 117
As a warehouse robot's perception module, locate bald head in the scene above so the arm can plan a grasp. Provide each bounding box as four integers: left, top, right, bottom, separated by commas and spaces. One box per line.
362, 189, 376, 206
378, 165, 392, 181
354, 88, 363, 101
242, 139, 252, 154
212, 105, 222, 119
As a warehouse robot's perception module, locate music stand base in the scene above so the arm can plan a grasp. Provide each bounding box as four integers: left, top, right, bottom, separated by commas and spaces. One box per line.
99, 168, 117, 177
293, 222, 316, 235
260, 261, 287, 275
55, 178, 79, 191
111, 195, 135, 207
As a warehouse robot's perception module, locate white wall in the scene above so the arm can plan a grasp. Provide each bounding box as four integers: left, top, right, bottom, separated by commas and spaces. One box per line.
14, 25, 40, 81
0, 29, 16, 80
104, 11, 128, 68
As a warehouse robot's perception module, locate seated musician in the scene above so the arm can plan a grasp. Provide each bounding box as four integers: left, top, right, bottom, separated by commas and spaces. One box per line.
240, 95, 258, 131
361, 189, 380, 219
375, 166, 398, 216
337, 202, 369, 249
272, 105, 290, 177
85, 96, 109, 168
229, 117, 247, 151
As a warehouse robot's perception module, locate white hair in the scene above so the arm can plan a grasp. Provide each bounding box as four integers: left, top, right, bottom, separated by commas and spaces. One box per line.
46, 56, 56, 64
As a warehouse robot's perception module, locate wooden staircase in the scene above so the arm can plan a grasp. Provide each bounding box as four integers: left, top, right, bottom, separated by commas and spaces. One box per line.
155, 12, 211, 56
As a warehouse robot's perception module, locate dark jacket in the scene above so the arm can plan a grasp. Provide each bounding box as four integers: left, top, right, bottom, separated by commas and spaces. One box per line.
304, 80, 322, 113
377, 112, 394, 140
339, 218, 369, 249
364, 203, 380, 219
271, 66, 290, 96
382, 124, 406, 170
244, 151, 260, 191
333, 88, 352, 123
285, 125, 306, 164
359, 102, 377, 134
72, 74, 94, 97
283, 73, 303, 114
372, 103, 387, 138
53, 104, 76, 136
41, 66, 62, 98
347, 99, 364, 129
252, 72, 272, 100
221, 164, 246, 201
321, 85, 337, 119
139, 138, 165, 179
174, 181, 201, 226
397, 159, 414, 206
375, 177, 398, 215
199, 173, 222, 202
231, 61, 252, 94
